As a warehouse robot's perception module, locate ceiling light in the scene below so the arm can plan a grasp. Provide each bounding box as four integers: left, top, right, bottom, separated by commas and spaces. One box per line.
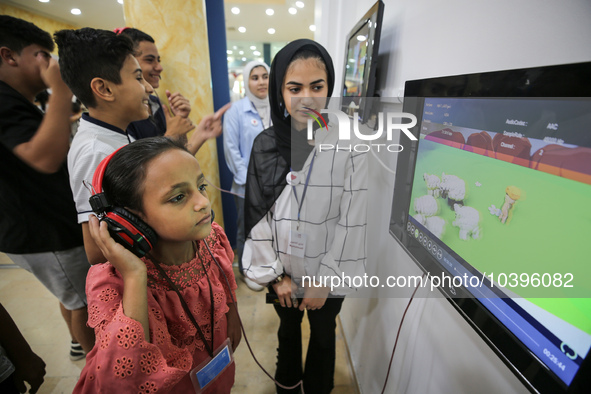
250, 45, 256, 50
242, 57, 246, 61
233, 46, 237, 50
266, 9, 274, 16
231, 7, 240, 14
39, 0, 50, 3
357, 35, 367, 41
309, 25, 316, 32
117, 0, 123, 4
295, 1, 305, 8
288, 7, 297, 15
238, 26, 246, 33
71, 8, 81, 15
239, 51, 244, 55
268, 28, 275, 35
227, 57, 233, 61
227, 50, 233, 54
253, 51, 261, 56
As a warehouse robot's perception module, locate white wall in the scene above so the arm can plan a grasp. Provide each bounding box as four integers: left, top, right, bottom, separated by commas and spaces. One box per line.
314, 1, 591, 393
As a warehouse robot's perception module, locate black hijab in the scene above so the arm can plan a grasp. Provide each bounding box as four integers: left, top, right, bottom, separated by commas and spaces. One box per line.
244, 39, 335, 238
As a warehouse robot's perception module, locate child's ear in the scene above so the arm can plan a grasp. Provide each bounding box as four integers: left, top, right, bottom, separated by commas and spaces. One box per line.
127, 207, 147, 221
0, 47, 17, 66
90, 77, 115, 102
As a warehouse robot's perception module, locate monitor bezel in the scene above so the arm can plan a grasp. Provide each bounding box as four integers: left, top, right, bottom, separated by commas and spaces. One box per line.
389, 61, 591, 394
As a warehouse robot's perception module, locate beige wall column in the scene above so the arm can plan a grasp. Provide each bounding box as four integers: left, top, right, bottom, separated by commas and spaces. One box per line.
123, 0, 224, 227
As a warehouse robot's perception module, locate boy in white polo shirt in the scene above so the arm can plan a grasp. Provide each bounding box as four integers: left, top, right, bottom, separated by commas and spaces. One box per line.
55, 28, 228, 265
55, 28, 152, 265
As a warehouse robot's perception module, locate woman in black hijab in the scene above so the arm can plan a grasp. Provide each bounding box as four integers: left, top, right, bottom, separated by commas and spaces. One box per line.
243, 39, 367, 393
244, 39, 335, 236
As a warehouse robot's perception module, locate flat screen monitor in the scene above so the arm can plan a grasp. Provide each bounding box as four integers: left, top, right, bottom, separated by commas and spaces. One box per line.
389, 61, 591, 393
341, 0, 384, 123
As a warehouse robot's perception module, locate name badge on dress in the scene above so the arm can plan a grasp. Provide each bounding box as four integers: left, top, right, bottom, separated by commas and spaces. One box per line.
288, 230, 306, 258
191, 338, 234, 393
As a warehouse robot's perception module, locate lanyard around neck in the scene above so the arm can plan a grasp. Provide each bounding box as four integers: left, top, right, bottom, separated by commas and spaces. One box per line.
149, 241, 215, 357
291, 152, 317, 224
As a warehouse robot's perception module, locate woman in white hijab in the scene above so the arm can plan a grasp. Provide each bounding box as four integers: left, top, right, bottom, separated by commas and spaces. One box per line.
223, 60, 271, 291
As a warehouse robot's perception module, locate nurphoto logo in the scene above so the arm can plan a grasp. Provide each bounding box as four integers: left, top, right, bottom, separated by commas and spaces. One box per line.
304, 107, 418, 152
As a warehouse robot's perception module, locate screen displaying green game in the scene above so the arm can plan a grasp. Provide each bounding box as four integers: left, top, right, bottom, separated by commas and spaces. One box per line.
407, 97, 591, 385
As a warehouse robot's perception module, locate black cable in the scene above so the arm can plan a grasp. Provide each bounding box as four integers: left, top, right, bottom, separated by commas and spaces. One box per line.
381, 273, 426, 394
204, 240, 304, 392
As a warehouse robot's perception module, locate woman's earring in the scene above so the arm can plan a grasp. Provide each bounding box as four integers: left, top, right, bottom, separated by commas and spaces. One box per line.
284, 107, 289, 118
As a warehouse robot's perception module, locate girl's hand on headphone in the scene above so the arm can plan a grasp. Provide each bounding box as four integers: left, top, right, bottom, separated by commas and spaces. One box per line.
88, 215, 151, 341
88, 215, 146, 278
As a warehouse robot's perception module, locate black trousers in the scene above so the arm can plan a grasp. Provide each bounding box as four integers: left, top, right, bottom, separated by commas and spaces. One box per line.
272, 294, 345, 394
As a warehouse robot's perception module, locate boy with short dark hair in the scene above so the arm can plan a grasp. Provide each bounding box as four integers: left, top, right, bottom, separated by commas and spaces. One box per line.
55, 28, 154, 266
117, 27, 194, 141
0, 15, 94, 359
55, 28, 229, 265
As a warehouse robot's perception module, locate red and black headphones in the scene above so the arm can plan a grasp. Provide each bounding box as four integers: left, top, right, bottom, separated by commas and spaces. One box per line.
89, 148, 158, 258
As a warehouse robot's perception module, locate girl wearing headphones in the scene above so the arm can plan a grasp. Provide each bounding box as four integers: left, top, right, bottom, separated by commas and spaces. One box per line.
74, 137, 240, 393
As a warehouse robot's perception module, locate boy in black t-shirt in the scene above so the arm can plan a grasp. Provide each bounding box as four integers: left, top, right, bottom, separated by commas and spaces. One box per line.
0, 16, 95, 360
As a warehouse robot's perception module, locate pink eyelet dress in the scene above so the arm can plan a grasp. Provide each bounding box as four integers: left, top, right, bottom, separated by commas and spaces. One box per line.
74, 222, 237, 394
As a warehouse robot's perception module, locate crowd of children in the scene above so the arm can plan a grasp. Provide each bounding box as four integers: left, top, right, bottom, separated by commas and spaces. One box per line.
0, 14, 366, 394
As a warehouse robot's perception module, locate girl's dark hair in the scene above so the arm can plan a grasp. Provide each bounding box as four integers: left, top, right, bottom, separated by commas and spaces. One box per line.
287, 48, 328, 75
103, 137, 189, 213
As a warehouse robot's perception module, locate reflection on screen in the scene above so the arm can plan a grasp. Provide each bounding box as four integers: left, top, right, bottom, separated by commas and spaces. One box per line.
343, 23, 370, 97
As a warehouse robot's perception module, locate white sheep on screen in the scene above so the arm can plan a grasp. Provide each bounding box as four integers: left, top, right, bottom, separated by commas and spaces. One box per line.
414, 195, 439, 217
414, 213, 426, 225
425, 216, 446, 239
423, 173, 441, 197
452, 204, 480, 240
440, 173, 466, 205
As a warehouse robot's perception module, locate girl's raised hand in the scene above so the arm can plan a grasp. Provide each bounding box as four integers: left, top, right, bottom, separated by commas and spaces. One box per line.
88, 215, 151, 341
88, 215, 147, 277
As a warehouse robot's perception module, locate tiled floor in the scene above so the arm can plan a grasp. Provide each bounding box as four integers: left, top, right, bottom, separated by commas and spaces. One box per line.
0, 253, 358, 394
